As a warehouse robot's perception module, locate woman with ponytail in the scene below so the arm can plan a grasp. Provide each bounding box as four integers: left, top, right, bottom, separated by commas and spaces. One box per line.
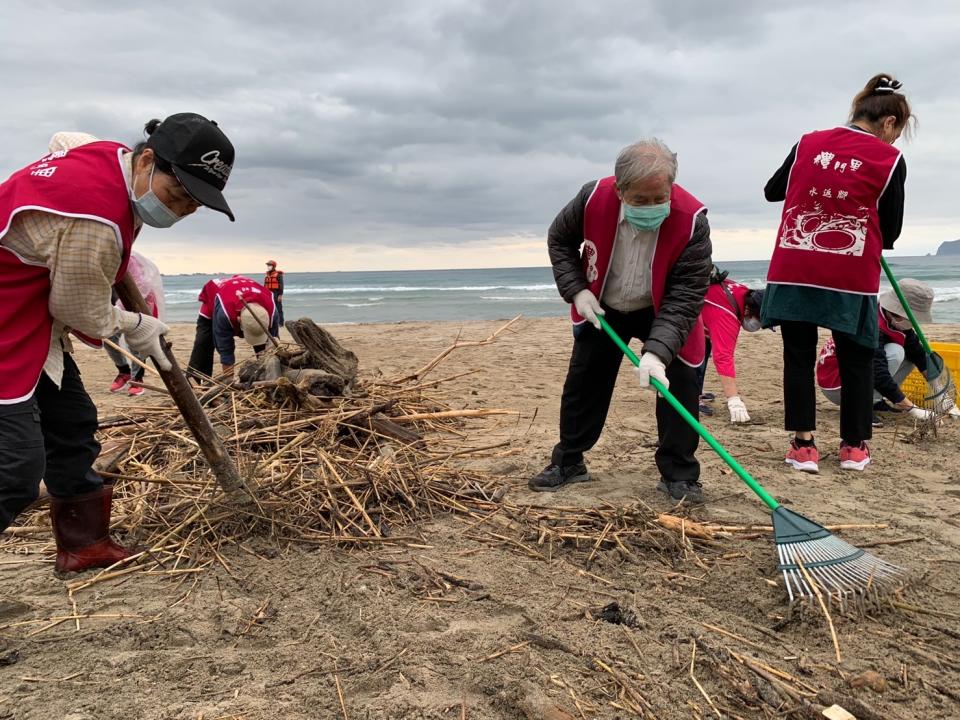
0, 113, 236, 573
761, 74, 912, 473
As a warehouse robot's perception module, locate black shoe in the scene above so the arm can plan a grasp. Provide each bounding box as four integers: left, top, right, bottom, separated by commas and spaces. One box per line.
656, 479, 705, 504
528, 462, 590, 492
871, 413, 884, 428
700, 393, 716, 402
699, 404, 714, 416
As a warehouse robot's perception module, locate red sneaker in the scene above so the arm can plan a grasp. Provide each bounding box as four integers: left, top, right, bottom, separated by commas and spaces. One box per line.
785, 440, 819, 473
109, 373, 131, 392
839, 441, 871, 471
128, 383, 145, 397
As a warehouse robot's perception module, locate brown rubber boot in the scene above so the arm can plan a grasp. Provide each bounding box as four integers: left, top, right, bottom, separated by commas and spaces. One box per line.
50, 486, 135, 573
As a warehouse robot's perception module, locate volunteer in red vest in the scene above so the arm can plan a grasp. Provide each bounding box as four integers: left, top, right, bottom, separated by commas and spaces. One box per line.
264, 260, 284, 335
203, 275, 278, 378
762, 74, 911, 473
818, 279, 935, 425
0, 113, 236, 573
530, 139, 712, 503
697, 273, 765, 423
187, 275, 239, 383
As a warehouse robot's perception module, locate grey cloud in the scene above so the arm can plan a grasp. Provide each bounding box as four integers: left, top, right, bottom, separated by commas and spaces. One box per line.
1, 0, 957, 263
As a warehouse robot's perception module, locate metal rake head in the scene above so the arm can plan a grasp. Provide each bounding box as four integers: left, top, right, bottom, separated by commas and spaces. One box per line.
773, 507, 905, 614
921, 352, 956, 414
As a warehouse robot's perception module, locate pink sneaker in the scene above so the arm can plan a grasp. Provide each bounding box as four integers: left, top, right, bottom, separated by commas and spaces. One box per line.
128, 383, 145, 397
785, 440, 819, 473
839, 441, 871, 471
109, 373, 131, 393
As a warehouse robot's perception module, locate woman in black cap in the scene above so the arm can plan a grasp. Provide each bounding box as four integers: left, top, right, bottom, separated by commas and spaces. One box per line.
0, 113, 235, 574
762, 74, 912, 474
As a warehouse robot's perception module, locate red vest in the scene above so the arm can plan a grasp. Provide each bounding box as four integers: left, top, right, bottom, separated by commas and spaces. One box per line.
817, 309, 906, 389
198, 276, 239, 319
767, 127, 901, 295
816, 339, 842, 390
878, 310, 906, 347
0, 141, 135, 403
213, 276, 276, 333
574, 177, 707, 366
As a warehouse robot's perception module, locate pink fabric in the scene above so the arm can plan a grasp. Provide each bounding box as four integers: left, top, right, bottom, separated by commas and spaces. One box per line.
701, 281, 750, 378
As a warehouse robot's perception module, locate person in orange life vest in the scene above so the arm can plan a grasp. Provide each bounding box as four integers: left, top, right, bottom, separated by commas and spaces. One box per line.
186, 275, 241, 383
264, 260, 284, 335
530, 139, 713, 503
0, 113, 236, 573
206, 276, 279, 378
695, 272, 765, 423
761, 74, 911, 473
818, 279, 936, 426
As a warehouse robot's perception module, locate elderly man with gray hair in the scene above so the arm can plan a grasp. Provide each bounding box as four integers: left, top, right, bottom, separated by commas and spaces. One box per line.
531, 138, 713, 502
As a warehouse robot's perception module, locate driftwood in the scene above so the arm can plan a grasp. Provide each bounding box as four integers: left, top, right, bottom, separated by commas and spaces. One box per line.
239, 318, 359, 400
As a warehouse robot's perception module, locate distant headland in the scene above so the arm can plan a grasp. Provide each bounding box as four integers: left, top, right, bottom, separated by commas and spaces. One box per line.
936, 240, 960, 256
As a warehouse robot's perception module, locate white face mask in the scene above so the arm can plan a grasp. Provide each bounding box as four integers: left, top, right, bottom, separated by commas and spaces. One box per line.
742, 316, 762, 333
132, 164, 182, 228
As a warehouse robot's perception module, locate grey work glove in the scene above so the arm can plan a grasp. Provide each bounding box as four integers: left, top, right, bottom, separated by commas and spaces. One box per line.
573, 289, 604, 330
118, 310, 171, 371
727, 395, 751, 423
633, 351, 668, 391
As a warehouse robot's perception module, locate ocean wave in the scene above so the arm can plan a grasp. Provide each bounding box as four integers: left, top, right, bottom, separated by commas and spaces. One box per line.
480, 296, 559, 301
341, 302, 385, 307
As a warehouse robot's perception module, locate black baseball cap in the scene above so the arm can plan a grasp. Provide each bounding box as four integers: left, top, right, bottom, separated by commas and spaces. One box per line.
147, 113, 236, 221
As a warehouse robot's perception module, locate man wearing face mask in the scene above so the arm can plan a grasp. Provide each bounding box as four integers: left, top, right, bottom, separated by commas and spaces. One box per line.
531, 138, 713, 503
697, 274, 765, 423
818, 279, 936, 425
0, 113, 236, 573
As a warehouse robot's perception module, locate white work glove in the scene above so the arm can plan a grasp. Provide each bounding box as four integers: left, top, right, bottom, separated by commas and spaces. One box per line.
633, 351, 668, 391
949, 406, 960, 419
573, 289, 604, 330
907, 406, 935, 422
727, 395, 751, 423
118, 310, 171, 371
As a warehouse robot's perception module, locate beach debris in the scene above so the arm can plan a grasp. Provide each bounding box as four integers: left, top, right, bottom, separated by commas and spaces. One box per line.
590, 602, 642, 628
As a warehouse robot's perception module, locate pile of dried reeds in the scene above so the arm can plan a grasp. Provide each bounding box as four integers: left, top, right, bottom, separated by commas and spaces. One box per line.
0, 319, 523, 583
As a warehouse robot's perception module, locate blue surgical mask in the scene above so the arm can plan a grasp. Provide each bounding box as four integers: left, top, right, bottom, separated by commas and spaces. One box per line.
132, 164, 182, 228
623, 201, 670, 231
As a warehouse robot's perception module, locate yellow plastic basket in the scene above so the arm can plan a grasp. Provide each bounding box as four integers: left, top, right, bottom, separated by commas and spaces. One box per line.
901, 341, 960, 406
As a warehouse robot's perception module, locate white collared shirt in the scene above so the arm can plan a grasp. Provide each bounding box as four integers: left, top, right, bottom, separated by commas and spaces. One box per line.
600, 205, 658, 312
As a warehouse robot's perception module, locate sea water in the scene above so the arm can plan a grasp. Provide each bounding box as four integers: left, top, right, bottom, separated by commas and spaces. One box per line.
160, 256, 960, 325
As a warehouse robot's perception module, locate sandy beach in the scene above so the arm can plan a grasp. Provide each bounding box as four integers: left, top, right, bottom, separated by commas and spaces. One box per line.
2, 316, 959, 719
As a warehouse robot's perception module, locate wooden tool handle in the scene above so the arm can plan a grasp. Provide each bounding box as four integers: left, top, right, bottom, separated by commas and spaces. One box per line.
115, 273, 252, 501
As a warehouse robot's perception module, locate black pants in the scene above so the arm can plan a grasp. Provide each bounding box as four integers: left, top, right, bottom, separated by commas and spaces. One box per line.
187, 316, 215, 380
0, 355, 102, 531
780, 321, 873, 444
551, 306, 701, 484
271, 290, 284, 336
696, 337, 713, 394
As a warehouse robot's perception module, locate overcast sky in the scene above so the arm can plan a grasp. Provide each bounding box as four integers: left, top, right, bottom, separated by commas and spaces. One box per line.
2, 1, 957, 274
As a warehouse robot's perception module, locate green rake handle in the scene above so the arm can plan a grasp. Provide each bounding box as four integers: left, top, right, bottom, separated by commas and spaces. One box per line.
881, 256, 932, 354
597, 315, 780, 511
